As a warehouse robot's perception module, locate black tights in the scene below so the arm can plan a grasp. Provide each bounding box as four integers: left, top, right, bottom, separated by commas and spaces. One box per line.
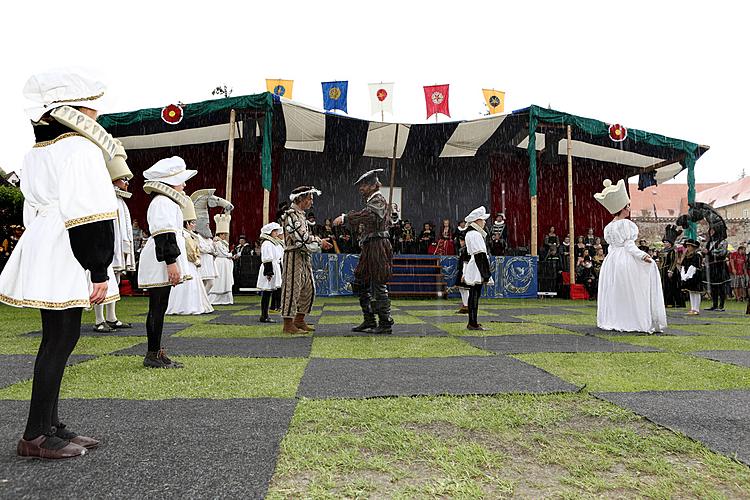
24, 308, 83, 440
271, 289, 281, 310
468, 284, 483, 327
711, 284, 726, 309
261, 291, 272, 318
146, 286, 171, 352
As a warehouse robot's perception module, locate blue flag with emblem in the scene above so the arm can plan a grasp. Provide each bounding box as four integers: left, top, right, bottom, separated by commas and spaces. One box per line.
321, 81, 348, 113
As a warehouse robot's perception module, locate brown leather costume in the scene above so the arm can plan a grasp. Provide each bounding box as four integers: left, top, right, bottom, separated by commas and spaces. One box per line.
345, 191, 393, 284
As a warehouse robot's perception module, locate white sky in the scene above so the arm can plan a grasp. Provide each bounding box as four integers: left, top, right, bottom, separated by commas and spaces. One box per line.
1, 0, 747, 183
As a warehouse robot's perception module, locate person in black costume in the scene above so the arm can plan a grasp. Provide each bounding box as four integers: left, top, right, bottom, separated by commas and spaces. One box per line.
703, 227, 730, 311
334, 169, 394, 334
659, 225, 684, 308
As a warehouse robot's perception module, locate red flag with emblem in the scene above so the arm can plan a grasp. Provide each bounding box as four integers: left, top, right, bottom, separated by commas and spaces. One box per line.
423, 84, 450, 119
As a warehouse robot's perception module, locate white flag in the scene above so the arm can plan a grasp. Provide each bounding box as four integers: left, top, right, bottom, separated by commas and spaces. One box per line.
368, 82, 394, 118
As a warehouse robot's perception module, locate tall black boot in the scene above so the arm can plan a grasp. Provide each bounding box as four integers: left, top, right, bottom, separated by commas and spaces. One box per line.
352, 279, 377, 332
371, 283, 393, 335
259, 291, 275, 323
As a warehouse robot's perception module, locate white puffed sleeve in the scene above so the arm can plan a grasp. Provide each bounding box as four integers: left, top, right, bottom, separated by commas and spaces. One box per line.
147, 196, 181, 236
465, 231, 487, 255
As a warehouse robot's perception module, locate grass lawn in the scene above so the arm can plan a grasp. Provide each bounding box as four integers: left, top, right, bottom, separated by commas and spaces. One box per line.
2, 295, 749, 498
669, 323, 750, 336
310, 336, 491, 358
605, 334, 750, 353
0, 355, 307, 399
267, 394, 750, 499
318, 314, 425, 325
175, 323, 292, 338
515, 313, 597, 326
515, 352, 750, 392
437, 322, 574, 336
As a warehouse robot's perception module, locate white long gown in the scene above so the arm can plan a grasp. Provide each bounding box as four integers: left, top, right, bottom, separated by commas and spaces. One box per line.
597, 218, 667, 333
209, 239, 234, 305
166, 229, 214, 315
197, 233, 217, 293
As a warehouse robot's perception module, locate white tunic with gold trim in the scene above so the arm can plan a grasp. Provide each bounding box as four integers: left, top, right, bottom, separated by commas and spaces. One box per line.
137, 194, 192, 288
112, 192, 135, 272
0, 134, 119, 309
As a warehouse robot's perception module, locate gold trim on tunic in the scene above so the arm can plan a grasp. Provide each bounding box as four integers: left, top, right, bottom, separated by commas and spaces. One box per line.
0, 292, 119, 309
64, 211, 118, 229
138, 275, 193, 289
150, 229, 177, 236
33, 132, 82, 148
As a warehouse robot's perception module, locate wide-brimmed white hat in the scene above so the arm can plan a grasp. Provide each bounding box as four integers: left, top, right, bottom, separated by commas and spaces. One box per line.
465, 206, 491, 223
23, 71, 107, 122
143, 156, 197, 186
594, 178, 630, 215
260, 222, 282, 235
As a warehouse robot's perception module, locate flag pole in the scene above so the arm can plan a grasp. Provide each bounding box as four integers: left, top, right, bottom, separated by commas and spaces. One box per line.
225, 108, 236, 204
567, 124, 576, 284
388, 124, 399, 214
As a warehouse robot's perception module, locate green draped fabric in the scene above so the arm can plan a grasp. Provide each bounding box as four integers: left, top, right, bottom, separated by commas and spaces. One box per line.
98, 92, 275, 191
526, 104, 702, 197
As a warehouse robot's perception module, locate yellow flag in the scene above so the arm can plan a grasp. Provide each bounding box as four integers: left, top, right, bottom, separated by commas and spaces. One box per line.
266, 79, 294, 99
483, 89, 505, 114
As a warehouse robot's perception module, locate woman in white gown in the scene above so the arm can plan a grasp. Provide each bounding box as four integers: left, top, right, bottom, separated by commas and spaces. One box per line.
166, 202, 213, 315
595, 179, 667, 333
209, 213, 234, 305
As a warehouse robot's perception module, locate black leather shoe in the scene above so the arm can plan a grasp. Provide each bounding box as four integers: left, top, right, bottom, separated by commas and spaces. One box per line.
259, 317, 277, 323
352, 316, 377, 332
17, 435, 86, 459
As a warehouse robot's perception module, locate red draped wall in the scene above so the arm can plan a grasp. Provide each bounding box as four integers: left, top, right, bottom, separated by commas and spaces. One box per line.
491, 153, 627, 249
124, 141, 279, 245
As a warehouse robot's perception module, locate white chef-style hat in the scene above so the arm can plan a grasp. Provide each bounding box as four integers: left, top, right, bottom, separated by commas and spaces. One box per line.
594, 179, 630, 214
465, 206, 491, 223
143, 156, 197, 186
260, 222, 282, 235
23, 71, 107, 122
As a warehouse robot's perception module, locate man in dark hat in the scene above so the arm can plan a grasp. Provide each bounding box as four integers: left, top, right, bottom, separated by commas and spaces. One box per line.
334, 169, 394, 334
659, 224, 683, 308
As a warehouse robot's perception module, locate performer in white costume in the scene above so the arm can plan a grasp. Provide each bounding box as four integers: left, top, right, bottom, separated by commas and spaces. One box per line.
137, 156, 196, 368
595, 179, 667, 333
209, 213, 234, 305
461, 207, 494, 331
0, 71, 121, 459
190, 189, 233, 294
93, 143, 135, 332
166, 199, 214, 315
257, 222, 284, 322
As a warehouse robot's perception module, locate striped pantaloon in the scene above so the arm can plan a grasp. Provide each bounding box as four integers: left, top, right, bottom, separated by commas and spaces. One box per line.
281, 250, 315, 318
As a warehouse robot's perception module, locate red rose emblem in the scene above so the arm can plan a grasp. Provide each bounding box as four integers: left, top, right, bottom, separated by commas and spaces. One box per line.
376, 88, 388, 101
608, 123, 627, 142
161, 104, 184, 125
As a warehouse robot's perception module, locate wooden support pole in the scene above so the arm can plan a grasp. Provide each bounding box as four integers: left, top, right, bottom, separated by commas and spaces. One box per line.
530, 196, 538, 256
263, 189, 270, 225
387, 124, 399, 212
225, 109, 236, 203
567, 125, 576, 284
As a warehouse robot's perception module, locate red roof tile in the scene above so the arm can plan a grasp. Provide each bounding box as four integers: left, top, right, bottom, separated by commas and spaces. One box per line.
629, 183, 722, 218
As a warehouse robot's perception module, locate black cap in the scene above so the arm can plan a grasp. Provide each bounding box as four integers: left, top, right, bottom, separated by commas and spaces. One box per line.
354, 169, 384, 186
